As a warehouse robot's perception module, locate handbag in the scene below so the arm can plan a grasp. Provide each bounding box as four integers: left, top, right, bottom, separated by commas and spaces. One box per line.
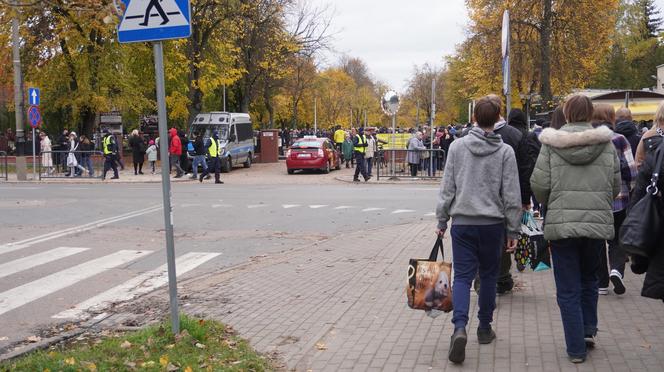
514, 211, 549, 272
620, 140, 664, 258
407, 237, 453, 313
66, 143, 79, 167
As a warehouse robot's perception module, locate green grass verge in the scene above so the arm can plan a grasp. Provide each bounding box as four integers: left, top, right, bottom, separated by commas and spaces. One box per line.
1, 315, 274, 372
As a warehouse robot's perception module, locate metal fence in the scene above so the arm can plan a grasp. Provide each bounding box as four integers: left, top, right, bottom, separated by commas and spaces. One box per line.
39, 150, 105, 180
0, 151, 6, 180
375, 149, 446, 180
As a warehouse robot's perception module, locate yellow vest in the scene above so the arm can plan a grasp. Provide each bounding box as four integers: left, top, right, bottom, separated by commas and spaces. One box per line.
209, 138, 219, 157
103, 135, 113, 155
354, 134, 366, 154
334, 129, 346, 144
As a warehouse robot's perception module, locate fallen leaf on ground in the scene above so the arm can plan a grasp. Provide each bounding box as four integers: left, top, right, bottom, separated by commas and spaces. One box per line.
26, 335, 41, 343
195, 343, 206, 349
142, 361, 155, 367
165, 344, 175, 349
642, 343, 652, 349
81, 361, 97, 371
315, 342, 327, 350
0, 336, 8, 341
123, 361, 136, 370
184, 367, 193, 372
160, 355, 169, 366
166, 363, 180, 371
64, 357, 76, 365
48, 351, 56, 358
120, 340, 132, 349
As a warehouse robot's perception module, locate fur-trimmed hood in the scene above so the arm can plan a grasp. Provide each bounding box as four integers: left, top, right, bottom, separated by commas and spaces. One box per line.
539, 123, 614, 165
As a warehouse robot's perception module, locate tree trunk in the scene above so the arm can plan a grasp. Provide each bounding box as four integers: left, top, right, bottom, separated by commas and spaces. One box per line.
539, 0, 553, 107
187, 30, 204, 124
264, 86, 274, 128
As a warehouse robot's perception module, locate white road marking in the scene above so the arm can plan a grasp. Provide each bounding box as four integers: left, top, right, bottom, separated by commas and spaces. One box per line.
247, 204, 268, 209
211, 204, 232, 208
309, 205, 328, 209
362, 208, 385, 212
282, 204, 301, 209
0, 247, 89, 279
333, 206, 355, 210
391, 209, 415, 214
53, 252, 220, 320
0, 250, 152, 316
0, 205, 162, 255
424, 212, 436, 217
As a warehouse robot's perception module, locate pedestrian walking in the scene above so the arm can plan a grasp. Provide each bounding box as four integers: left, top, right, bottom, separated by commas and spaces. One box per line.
352, 127, 370, 182
168, 128, 184, 178
190, 132, 208, 180
39, 131, 53, 175
199, 131, 223, 184
628, 101, 664, 302
101, 129, 119, 180
128, 129, 145, 175
178, 129, 190, 175
436, 96, 521, 364
591, 104, 637, 296
531, 94, 620, 363
145, 140, 158, 174
57, 129, 69, 171
334, 125, 345, 153
636, 108, 664, 169
78, 134, 95, 177
615, 107, 641, 158
342, 133, 353, 168
406, 131, 426, 177
66, 132, 87, 177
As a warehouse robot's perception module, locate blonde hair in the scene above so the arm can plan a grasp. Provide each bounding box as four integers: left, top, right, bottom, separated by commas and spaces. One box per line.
655, 101, 664, 126
131, 129, 139, 136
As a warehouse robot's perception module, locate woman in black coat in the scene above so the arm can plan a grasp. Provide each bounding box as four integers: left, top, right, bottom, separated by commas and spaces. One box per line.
629, 119, 664, 302
128, 129, 145, 175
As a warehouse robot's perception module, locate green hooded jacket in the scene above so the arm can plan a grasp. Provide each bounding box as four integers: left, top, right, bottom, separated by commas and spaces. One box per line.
530, 123, 621, 241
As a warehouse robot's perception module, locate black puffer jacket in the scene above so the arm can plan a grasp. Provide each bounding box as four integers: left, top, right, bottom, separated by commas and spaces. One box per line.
615, 120, 641, 157
630, 134, 664, 301
495, 121, 534, 205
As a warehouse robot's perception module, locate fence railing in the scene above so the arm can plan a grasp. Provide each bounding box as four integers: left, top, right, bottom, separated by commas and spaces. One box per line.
39, 150, 105, 180
0, 151, 6, 180
376, 149, 446, 180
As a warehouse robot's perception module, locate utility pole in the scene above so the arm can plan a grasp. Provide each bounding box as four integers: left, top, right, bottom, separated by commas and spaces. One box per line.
222, 84, 226, 112
416, 99, 420, 127
314, 97, 317, 133
12, 0, 26, 158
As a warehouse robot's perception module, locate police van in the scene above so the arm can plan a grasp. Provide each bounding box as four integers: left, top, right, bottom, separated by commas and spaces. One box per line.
188, 112, 255, 172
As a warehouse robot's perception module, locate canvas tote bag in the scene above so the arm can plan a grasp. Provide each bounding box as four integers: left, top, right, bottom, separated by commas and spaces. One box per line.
407, 237, 453, 313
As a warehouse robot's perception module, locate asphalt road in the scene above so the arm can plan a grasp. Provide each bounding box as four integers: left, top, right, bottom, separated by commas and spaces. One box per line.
0, 180, 440, 353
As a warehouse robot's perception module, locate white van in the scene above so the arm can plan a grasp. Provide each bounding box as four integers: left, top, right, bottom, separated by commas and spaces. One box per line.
188, 112, 255, 172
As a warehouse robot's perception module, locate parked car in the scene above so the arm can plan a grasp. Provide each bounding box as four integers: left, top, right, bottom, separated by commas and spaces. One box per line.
188, 112, 254, 172
286, 136, 341, 174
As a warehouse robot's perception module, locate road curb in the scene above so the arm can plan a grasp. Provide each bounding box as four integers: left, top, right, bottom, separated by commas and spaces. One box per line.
333, 176, 440, 185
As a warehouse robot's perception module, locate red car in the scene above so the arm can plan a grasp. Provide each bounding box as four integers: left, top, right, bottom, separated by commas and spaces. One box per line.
286, 137, 341, 174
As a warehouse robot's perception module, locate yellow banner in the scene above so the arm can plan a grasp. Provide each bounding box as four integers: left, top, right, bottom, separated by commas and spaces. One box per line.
376, 134, 412, 150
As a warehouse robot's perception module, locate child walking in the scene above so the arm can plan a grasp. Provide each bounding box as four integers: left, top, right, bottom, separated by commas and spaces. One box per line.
145, 140, 158, 174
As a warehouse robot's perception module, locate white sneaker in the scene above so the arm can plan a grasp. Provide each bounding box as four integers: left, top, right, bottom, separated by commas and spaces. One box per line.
610, 270, 626, 295
598, 287, 609, 295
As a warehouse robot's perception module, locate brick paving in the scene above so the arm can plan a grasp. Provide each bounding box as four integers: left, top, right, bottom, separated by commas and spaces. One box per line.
116, 222, 664, 371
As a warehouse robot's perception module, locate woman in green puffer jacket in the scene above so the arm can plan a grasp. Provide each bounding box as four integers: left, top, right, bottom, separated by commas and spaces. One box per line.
530, 94, 621, 364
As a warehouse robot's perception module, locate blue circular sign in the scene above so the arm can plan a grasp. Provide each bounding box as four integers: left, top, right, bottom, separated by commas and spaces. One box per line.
28, 106, 41, 128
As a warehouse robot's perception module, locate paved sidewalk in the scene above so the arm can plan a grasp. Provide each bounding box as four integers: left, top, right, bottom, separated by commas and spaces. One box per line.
103, 222, 664, 371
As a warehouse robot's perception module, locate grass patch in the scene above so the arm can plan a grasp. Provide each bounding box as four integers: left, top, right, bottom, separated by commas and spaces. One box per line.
1, 315, 273, 371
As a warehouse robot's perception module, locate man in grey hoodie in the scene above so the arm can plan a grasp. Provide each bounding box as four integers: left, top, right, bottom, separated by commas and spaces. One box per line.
436, 96, 522, 364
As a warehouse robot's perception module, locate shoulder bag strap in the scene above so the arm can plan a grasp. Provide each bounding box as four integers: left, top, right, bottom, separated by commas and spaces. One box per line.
648, 139, 664, 195
428, 237, 445, 261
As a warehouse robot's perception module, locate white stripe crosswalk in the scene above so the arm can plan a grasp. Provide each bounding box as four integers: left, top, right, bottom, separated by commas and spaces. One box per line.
0, 247, 89, 279
53, 252, 220, 320
0, 250, 153, 316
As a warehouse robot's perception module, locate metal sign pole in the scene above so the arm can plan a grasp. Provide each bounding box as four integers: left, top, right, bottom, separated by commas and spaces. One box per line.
32, 128, 36, 180
153, 41, 179, 334
391, 114, 396, 173
430, 79, 436, 174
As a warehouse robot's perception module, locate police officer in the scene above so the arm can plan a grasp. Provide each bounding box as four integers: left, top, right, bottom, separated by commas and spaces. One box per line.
199, 131, 223, 184
101, 129, 119, 180
352, 127, 370, 182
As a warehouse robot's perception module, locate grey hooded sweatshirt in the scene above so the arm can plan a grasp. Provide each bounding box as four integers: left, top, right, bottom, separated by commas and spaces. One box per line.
436, 127, 522, 238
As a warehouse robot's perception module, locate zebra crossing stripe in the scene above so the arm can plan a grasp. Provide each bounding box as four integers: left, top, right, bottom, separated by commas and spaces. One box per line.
0, 250, 152, 316
0, 247, 89, 280
391, 209, 415, 214
362, 208, 385, 212
282, 204, 301, 209
333, 206, 354, 210
53, 252, 220, 320
309, 205, 328, 209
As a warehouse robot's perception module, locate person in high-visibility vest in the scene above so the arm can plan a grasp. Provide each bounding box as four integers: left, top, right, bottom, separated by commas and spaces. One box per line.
333, 125, 346, 153
101, 129, 119, 180
352, 127, 370, 182
199, 131, 223, 184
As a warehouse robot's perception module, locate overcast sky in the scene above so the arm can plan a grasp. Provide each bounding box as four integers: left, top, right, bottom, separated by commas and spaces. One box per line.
310, 0, 664, 93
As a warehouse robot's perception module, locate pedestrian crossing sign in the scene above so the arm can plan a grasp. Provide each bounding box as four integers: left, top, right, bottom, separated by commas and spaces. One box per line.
118, 0, 191, 43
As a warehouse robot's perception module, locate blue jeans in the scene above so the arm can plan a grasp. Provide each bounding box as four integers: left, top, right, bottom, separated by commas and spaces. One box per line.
550, 238, 602, 358
82, 156, 94, 176
191, 155, 208, 177
450, 224, 504, 330
366, 157, 373, 176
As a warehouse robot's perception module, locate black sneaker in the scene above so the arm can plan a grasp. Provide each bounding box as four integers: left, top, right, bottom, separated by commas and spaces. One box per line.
610, 270, 626, 295
353, 178, 360, 182
477, 327, 496, 344
496, 280, 514, 295
448, 328, 467, 364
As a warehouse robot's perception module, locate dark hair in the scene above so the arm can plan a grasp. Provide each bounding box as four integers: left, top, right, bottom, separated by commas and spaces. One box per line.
473, 96, 501, 129
550, 106, 566, 130
563, 94, 594, 123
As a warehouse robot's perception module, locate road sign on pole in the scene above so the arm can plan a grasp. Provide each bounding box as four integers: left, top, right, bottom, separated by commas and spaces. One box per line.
117, 0, 191, 335
502, 10, 511, 116
28, 106, 41, 129
28, 87, 40, 106
118, 0, 191, 43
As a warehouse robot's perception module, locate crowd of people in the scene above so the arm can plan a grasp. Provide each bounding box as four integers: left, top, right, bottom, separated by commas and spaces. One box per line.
436, 93, 664, 365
